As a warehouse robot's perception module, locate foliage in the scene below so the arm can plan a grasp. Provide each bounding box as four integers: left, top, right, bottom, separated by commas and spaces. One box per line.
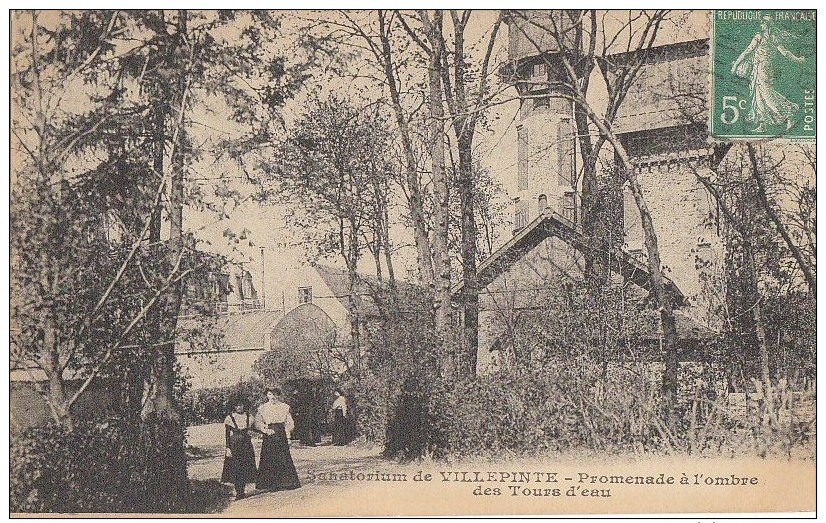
424, 359, 814, 460
10, 421, 180, 513
337, 284, 440, 451
179, 379, 267, 425
253, 317, 339, 385
10, 419, 241, 513
360, 275, 815, 460
256, 96, 397, 267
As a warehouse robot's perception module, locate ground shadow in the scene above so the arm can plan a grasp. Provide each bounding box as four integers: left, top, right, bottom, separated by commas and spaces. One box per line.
186, 479, 233, 513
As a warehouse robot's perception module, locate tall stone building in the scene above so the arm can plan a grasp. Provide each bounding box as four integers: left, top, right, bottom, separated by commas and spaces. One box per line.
470, 11, 723, 371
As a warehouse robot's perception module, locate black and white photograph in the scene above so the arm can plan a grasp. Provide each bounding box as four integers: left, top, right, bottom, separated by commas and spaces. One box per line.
8, 9, 816, 517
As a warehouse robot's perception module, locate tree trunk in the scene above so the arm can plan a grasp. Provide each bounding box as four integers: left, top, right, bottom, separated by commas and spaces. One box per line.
139, 10, 189, 511
583, 104, 680, 413
377, 14, 434, 287
446, 11, 493, 379
149, 102, 165, 243
624, 165, 679, 410
420, 10, 453, 375
696, 170, 775, 425
570, 58, 609, 288
748, 252, 775, 426
41, 326, 73, 429
347, 222, 362, 373
380, 197, 398, 299
45, 369, 72, 428
457, 141, 478, 377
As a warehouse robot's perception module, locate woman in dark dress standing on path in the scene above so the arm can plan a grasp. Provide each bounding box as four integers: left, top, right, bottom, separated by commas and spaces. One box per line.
330, 388, 349, 446
221, 398, 258, 500
255, 387, 301, 491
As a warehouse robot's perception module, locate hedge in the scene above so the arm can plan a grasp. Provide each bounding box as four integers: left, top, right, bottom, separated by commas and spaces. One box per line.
11, 421, 177, 513
179, 379, 267, 425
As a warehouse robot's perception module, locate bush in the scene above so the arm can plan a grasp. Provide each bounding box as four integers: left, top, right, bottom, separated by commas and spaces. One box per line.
426, 360, 663, 459
11, 419, 238, 513
179, 379, 267, 425
422, 360, 815, 460
11, 421, 172, 513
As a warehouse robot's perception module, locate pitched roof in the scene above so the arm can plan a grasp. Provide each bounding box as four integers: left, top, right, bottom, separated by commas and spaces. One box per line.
313, 265, 376, 315
452, 208, 685, 306
313, 264, 425, 316
175, 309, 284, 354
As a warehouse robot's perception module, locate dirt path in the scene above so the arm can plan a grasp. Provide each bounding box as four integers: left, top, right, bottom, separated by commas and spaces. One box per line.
186, 423, 387, 515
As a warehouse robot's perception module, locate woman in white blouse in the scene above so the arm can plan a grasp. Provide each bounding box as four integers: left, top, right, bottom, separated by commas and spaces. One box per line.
255, 387, 300, 491
330, 388, 349, 446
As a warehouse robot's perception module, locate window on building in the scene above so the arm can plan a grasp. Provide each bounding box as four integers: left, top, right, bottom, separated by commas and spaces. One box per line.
514, 199, 528, 231
532, 62, 547, 80
517, 126, 529, 191
538, 194, 548, 212
298, 286, 313, 304
623, 182, 643, 250
557, 117, 575, 187
561, 192, 576, 223
533, 96, 549, 111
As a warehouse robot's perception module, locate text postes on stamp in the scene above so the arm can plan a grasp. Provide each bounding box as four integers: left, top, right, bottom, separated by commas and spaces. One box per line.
711, 10, 816, 141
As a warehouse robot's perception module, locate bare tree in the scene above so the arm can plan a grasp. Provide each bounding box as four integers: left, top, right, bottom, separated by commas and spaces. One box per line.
439, 10, 504, 376
325, 10, 437, 287
748, 145, 816, 297
507, 10, 682, 410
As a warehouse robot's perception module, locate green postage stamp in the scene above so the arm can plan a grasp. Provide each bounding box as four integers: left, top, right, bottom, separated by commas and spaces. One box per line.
711, 10, 816, 140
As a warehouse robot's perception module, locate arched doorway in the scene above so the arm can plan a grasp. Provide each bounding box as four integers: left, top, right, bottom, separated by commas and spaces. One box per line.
266, 303, 339, 445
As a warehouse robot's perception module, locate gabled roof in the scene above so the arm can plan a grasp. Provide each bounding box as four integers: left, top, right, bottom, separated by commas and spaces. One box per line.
313, 265, 378, 315
313, 264, 425, 316
452, 208, 685, 306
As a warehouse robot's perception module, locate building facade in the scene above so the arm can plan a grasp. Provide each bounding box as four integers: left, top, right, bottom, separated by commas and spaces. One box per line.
475, 11, 724, 371
175, 264, 366, 389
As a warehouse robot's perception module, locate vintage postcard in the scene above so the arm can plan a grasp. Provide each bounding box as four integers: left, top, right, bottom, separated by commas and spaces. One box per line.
9, 9, 816, 518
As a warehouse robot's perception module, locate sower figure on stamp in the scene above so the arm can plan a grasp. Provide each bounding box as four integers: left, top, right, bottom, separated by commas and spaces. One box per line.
731, 15, 806, 133
255, 387, 301, 491
221, 397, 258, 500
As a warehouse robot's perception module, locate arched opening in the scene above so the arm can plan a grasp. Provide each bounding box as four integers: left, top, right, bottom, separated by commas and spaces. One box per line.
538, 194, 548, 212
262, 303, 340, 444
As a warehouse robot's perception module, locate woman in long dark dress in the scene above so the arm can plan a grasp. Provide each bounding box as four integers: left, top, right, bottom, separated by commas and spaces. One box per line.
330, 388, 349, 446
221, 398, 258, 500
255, 387, 301, 491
